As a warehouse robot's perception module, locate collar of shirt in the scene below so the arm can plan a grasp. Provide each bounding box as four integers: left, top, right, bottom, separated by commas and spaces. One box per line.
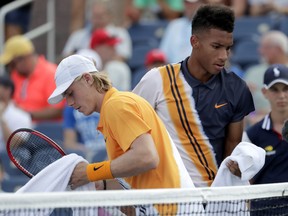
261, 114, 273, 131
180, 57, 219, 90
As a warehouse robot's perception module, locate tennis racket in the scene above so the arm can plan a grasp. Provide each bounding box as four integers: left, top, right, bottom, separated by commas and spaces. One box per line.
6, 128, 66, 178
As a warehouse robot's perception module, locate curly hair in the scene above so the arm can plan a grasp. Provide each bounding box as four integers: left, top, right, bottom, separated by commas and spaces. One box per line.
192, 4, 235, 34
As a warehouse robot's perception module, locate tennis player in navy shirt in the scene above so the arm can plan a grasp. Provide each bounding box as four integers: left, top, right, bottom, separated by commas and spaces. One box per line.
133, 4, 255, 187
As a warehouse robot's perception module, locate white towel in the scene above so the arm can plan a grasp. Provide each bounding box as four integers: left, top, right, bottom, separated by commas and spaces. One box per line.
212, 141, 266, 187
206, 142, 266, 216
5, 153, 122, 216
13, 154, 96, 216
17, 153, 95, 193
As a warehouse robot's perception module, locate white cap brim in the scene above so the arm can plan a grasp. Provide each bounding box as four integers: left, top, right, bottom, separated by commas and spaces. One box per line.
48, 54, 99, 104
48, 79, 74, 104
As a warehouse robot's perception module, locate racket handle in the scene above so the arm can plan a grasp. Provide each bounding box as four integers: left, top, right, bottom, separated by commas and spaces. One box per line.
282, 120, 288, 142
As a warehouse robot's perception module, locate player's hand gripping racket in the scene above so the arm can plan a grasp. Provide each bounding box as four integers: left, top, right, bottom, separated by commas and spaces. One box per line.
6, 128, 66, 178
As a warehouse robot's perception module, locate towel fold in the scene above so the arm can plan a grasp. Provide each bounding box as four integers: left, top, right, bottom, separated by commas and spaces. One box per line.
212, 141, 266, 187
206, 142, 266, 216
17, 153, 95, 193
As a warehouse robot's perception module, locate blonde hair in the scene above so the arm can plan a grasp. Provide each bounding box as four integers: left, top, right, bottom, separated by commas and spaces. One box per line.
73, 55, 112, 93
91, 71, 112, 93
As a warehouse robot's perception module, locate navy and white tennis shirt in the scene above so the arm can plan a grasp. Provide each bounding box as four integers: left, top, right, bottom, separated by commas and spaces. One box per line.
133, 57, 255, 187
181, 58, 255, 165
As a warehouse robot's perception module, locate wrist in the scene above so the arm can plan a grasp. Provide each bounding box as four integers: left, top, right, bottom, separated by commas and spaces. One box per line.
86, 161, 113, 182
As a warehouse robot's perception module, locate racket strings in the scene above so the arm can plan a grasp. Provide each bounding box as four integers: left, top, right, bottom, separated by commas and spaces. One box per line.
9, 131, 63, 177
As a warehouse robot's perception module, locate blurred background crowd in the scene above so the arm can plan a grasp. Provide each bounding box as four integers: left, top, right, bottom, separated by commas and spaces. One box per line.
0, 0, 288, 192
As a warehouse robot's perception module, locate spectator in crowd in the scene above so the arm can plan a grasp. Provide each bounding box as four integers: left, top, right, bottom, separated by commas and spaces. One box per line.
244, 31, 288, 127
69, 0, 86, 34
48, 55, 195, 198
90, 29, 132, 91
249, 0, 288, 16
159, 0, 205, 63
0, 75, 32, 151
63, 105, 107, 162
0, 75, 32, 182
62, 1, 132, 62
133, 4, 254, 187
125, 0, 183, 25
242, 64, 288, 215
132, 48, 167, 88
145, 48, 168, 70
0, 35, 65, 122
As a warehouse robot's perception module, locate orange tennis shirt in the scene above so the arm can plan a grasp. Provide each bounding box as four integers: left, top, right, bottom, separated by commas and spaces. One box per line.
11, 56, 64, 112
97, 87, 194, 190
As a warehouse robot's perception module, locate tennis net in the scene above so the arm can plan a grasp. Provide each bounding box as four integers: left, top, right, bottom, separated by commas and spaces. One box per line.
0, 182, 288, 216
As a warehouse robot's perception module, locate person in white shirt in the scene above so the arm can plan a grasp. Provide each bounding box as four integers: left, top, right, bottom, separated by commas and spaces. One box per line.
0, 75, 32, 151
159, 0, 205, 63
62, 1, 132, 62
0, 75, 32, 181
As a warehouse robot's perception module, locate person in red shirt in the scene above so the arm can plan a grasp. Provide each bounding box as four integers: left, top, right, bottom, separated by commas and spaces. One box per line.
0, 35, 64, 122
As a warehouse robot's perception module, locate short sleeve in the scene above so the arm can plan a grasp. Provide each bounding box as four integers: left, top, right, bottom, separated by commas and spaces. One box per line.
103, 99, 151, 152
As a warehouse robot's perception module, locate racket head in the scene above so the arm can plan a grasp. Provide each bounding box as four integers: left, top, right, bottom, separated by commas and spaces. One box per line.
6, 128, 66, 178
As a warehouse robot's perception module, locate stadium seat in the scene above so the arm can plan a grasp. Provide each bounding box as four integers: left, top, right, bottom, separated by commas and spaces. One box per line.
128, 20, 168, 71
33, 121, 64, 147
278, 15, 288, 36
128, 45, 153, 72
233, 16, 275, 44
128, 20, 168, 46
131, 67, 147, 89
231, 39, 260, 70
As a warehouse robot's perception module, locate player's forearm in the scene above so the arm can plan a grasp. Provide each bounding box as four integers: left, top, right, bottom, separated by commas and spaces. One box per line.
111, 150, 158, 177
110, 134, 159, 177
87, 149, 158, 182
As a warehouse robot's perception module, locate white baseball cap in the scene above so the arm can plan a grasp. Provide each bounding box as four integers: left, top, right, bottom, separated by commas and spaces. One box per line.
76, 48, 103, 70
48, 54, 98, 104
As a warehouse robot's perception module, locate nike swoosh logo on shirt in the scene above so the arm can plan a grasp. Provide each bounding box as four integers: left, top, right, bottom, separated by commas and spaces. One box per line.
215, 103, 227, 109
94, 164, 104, 171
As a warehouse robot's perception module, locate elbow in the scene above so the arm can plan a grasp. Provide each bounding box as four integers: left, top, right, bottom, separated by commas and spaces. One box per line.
146, 151, 159, 170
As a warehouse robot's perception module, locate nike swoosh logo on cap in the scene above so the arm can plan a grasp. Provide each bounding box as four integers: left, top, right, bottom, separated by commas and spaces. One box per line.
215, 103, 227, 109
94, 164, 104, 171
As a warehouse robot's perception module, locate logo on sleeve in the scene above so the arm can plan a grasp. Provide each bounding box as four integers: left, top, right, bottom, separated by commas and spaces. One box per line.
94, 164, 104, 171
214, 103, 227, 109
